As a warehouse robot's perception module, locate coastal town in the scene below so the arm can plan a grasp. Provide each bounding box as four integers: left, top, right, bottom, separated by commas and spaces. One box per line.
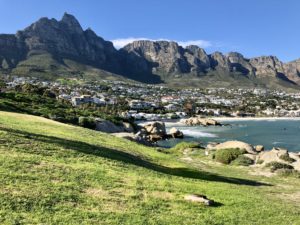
3, 75, 300, 120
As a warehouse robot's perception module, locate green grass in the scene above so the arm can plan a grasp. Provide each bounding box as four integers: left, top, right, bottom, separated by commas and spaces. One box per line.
169, 141, 201, 154
0, 111, 300, 224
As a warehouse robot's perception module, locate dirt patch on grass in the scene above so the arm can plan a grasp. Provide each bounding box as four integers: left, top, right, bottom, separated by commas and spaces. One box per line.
249, 167, 274, 177
85, 187, 109, 198
150, 191, 174, 200
277, 191, 300, 204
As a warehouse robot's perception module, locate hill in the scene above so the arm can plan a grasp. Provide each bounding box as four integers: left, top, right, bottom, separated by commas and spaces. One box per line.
0, 13, 300, 89
0, 111, 300, 224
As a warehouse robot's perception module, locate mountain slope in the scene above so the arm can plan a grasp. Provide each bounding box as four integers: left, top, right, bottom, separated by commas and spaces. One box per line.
0, 111, 300, 224
0, 13, 300, 89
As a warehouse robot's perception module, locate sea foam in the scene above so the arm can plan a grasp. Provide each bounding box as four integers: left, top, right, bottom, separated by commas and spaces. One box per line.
182, 129, 217, 138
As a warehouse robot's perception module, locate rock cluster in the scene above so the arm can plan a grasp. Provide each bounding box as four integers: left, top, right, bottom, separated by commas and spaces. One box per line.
133, 122, 184, 143
210, 140, 257, 154
95, 119, 134, 133
206, 140, 300, 172
181, 117, 221, 126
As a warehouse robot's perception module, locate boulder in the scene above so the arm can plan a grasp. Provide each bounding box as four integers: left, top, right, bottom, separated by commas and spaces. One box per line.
244, 153, 257, 161
169, 127, 184, 138
95, 119, 124, 133
255, 145, 264, 152
148, 134, 163, 142
184, 194, 214, 206
111, 132, 153, 146
122, 122, 134, 133
206, 142, 219, 149
212, 140, 256, 154
144, 121, 166, 136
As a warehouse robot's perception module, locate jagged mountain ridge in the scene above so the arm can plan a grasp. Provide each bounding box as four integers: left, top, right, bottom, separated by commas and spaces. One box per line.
0, 13, 299, 88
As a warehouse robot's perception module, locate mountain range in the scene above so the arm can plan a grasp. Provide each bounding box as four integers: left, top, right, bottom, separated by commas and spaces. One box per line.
1, 13, 300, 89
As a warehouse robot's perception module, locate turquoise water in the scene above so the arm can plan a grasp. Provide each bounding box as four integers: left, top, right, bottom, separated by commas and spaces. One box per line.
158, 120, 300, 152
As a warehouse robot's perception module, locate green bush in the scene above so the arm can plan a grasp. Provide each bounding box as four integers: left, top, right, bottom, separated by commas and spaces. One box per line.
78, 117, 96, 129
256, 159, 264, 164
265, 162, 294, 172
279, 153, 296, 163
231, 155, 254, 166
171, 141, 201, 153
276, 169, 300, 178
214, 148, 244, 164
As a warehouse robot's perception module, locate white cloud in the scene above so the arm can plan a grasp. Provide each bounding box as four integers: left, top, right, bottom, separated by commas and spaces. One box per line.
178, 40, 212, 48
111, 37, 212, 49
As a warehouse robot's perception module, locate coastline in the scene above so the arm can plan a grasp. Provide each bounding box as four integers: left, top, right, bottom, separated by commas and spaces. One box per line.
138, 117, 300, 127
210, 117, 300, 121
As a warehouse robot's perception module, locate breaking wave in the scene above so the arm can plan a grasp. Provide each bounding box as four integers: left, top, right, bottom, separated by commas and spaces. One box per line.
182, 129, 217, 138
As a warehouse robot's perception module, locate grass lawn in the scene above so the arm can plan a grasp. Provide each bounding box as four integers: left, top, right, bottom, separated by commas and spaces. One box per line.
0, 111, 299, 224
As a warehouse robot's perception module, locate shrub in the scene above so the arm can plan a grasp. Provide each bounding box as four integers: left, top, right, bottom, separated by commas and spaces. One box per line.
265, 162, 294, 172
256, 159, 264, 164
276, 169, 300, 178
214, 148, 243, 164
231, 155, 254, 166
279, 153, 296, 163
78, 117, 96, 129
171, 141, 201, 153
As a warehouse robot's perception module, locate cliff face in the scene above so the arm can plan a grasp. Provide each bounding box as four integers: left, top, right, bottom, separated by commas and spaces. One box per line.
121, 40, 300, 85
283, 59, 300, 85
0, 13, 121, 73
0, 13, 299, 88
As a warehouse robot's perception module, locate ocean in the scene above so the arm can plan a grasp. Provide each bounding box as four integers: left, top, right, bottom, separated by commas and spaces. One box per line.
158, 119, 300, 152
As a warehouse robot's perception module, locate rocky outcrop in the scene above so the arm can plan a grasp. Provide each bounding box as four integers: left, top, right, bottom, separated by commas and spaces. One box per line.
255, 145, 265, 152
95, 119, 124, 133
256, 147, 300, 171
95, 119, 134, 133
137, 122, 184, 142
182, 117, 221, 126
0, 13, 121, 73
144, 121, 167, 137
121, 40, 190, 77
211, 140, 257, 154
169, 127, 184, 138
284, 59, 300, 85
111, 132, 153, 146
249, 56, 285, 78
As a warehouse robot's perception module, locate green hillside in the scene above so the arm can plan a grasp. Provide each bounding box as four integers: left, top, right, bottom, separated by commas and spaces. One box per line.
0, 111, 299, 224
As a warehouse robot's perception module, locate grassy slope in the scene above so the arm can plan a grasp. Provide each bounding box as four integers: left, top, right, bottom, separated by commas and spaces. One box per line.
0, 111, 300, 224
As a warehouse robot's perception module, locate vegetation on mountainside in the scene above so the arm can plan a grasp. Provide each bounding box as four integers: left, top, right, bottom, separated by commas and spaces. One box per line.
0, 111, 300, 224
0, 83, 131, 128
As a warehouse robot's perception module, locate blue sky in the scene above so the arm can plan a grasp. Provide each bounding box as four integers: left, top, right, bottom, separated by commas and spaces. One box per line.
0, 0, 299, 62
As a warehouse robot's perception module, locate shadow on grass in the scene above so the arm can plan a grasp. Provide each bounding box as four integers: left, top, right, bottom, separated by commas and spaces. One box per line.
1, 127, 272, 187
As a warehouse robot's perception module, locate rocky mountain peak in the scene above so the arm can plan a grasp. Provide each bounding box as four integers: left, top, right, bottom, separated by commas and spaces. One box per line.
60, 12, 83, 34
